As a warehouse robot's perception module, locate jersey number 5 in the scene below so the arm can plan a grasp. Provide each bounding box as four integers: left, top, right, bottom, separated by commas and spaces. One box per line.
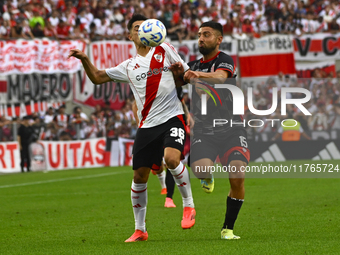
239, 136, 248, 148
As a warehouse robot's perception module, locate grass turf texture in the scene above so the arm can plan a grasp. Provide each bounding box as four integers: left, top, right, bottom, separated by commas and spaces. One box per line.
1, 160, 339, 255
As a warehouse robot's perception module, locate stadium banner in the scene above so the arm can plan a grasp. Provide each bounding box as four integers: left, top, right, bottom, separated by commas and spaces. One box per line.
171, 36, 238, 66
238, 34, 296, 80
249, 140, 340, 162
118, 137, 134, 166
0, 142, 20, 173
0, 71, 73, 103
0, 101, 64, 118
73, 40, 135, 110
253, 130, 340, 142
293, 33, 340, 61
295, 60, 336, 78
40, 138, 106, 171
0, 39, 86, 75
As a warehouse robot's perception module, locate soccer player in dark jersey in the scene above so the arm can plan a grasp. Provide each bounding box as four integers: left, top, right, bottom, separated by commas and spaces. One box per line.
170, 21, 250, 239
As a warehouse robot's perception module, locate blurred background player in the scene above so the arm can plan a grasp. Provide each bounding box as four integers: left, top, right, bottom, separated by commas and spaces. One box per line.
171, 21, 250, 240
69, 14, 196, 243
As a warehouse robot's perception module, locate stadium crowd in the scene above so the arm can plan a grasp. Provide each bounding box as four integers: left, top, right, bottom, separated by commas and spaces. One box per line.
1, 0, 340, 141
243, 70, 340, 138
1, 71, 340, 142
0, 97, 140, 142
1, 0, 340, 42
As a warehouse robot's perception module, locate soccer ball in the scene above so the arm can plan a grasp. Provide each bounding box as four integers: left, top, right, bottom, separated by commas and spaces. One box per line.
138, 19, 167, 47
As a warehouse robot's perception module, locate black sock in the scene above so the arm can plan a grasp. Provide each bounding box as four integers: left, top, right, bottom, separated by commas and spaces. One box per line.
223, 196, 243, 230
165, 168, 175, 199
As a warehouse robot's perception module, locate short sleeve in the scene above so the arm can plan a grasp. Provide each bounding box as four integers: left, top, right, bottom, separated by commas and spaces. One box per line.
161, 42, 190, 72
214, 53, 234, 77
105, 59, 130, 82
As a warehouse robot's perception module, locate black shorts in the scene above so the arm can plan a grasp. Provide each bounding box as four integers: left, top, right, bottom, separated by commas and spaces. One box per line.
132, 115, 186, 170
190, 128, 250, 166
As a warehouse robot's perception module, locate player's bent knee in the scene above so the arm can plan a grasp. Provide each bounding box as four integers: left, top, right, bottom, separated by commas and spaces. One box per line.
164, 157, 180, 169
229, 160, 247, 178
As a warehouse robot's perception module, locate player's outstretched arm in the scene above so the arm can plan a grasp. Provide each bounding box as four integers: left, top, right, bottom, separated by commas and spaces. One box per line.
68, 49, 111, 85
184, 69, 228, 84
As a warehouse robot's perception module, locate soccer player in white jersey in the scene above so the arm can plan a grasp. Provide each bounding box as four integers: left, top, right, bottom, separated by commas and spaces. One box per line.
68, 14, 195, 242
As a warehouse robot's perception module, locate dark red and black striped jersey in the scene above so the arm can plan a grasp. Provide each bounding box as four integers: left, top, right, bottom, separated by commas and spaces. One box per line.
188, 51, 244, 135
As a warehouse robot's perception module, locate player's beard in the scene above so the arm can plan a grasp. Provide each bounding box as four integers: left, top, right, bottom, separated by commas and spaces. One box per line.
198, 45, 216, 56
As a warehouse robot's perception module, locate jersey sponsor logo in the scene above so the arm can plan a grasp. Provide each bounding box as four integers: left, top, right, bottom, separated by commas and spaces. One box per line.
154, 52, 163, 63
135, 67, 169, 81
217, 62, 233, 71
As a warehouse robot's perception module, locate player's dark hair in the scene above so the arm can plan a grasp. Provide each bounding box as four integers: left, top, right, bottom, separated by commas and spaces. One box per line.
200, 21, 223, 36
127, 14, 148, 31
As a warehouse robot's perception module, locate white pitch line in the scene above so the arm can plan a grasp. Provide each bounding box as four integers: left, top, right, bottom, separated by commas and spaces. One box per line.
0, 171, 128, 189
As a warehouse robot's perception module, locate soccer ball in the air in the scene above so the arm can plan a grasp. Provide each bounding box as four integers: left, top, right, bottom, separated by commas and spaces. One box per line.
138, 19, 167, 47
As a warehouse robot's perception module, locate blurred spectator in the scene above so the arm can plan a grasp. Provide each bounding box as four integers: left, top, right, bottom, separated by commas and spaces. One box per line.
53, 105, 69, 138
116, 119, 131, 138
106, 19, 124, 40
56, 18, 71, 39
18, 116, 33, 172
44, 107, 56, 140
85, 113, 100, 138
29, 8, 45, 30
0, 116, 12, 141
70, 106, 89, 139
309, 102, 328, 131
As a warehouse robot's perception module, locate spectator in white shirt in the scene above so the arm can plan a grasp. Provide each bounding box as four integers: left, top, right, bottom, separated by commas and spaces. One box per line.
106, 19, 124, 40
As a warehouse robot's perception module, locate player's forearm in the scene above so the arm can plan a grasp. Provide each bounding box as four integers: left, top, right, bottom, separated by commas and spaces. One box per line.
174, 75, 187, 87
195, 71, 227, 84
80, 56, 105, 84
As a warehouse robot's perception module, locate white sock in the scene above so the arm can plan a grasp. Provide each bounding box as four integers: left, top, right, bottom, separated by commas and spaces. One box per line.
157, 171, 166, 189
169, 162, 194, 208
131, 181, 147, 232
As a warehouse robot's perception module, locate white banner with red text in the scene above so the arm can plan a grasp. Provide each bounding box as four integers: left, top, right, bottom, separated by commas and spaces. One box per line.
0, 39, 86, 74
293, 33, 340, 61
0, 142, 21, 173
37, 138, 106, 171
238, 34, 296, 78
73, 41, 135, 110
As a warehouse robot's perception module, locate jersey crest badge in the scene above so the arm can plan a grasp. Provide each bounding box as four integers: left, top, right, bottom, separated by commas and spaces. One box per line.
154, 53, 163, 63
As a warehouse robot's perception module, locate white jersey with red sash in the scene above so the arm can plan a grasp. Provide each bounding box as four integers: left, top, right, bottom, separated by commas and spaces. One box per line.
105, 42, 189, 128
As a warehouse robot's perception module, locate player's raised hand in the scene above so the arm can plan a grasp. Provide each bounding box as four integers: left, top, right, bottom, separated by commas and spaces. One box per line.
68, 49, 87, 60
169, 62, 184, 77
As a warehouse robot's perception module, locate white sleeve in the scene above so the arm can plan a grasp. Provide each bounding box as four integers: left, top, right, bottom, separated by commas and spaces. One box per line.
105, 59, 130, 82
161, 42, 190, 72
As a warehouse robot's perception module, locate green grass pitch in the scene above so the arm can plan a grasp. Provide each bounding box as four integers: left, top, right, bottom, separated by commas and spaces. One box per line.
1, 160, 339, 255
